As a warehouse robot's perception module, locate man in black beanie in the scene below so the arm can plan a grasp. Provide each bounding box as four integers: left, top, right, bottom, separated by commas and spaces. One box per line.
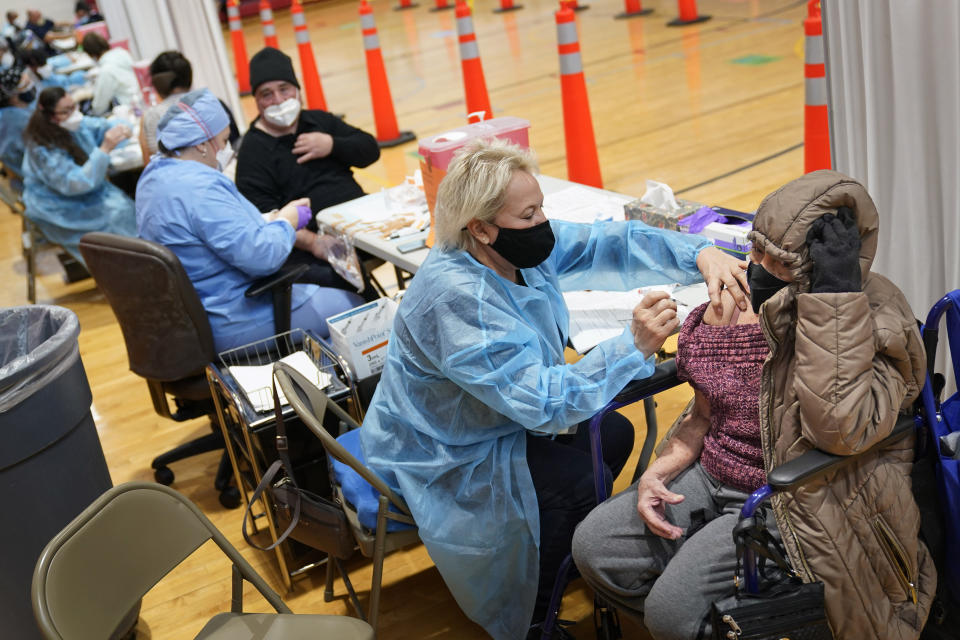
236, 47, 380, 296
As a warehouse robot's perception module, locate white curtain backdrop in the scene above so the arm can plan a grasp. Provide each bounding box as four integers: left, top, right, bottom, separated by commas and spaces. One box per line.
97, 0, 245, 134
822, 0, 959, 392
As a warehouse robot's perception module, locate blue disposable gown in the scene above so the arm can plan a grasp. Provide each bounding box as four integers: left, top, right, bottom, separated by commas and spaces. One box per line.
20, 116, 136, 264
360, 219, 711, 639
136, 155, 314, 352
0, 105, 31, 170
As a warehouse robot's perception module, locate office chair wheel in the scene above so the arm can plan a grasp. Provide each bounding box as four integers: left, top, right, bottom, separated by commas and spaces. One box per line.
154, 466, 174, 485
219, 486, 242, 509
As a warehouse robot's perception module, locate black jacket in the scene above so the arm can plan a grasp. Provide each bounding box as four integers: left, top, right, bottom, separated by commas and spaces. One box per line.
236, 110, 380, 225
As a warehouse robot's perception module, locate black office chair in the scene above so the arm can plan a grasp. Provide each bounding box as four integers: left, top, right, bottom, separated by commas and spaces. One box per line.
78, 232, 305, 508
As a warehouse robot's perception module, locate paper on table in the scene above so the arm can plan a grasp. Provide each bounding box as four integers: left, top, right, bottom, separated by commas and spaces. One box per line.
543, 186, 629, 224
228, 351, 332, 413
564, 282, 709, 354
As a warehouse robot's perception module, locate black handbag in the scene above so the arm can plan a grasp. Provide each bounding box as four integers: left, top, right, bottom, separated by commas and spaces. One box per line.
241, 381, 356, 560
710, 509, 832, 640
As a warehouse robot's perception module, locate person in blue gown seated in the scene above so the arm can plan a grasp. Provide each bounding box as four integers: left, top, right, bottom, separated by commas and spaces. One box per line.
21, 49, 88, 92
135, 88, 364, 352
0, 64, 36, 173
358, 139, 750, 640
20, 85, 135, 264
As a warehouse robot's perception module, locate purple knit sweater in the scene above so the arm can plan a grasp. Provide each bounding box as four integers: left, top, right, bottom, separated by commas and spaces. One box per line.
675, 303, 768, 492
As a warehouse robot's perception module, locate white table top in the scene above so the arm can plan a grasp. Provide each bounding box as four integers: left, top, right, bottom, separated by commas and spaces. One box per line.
315, 174, 635, 274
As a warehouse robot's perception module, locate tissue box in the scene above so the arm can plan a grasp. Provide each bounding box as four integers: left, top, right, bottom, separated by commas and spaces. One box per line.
624, 198, 705, 230
326, 298, 399, 380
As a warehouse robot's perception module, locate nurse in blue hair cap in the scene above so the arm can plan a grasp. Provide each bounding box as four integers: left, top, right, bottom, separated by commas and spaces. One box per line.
136, 88, 364, 351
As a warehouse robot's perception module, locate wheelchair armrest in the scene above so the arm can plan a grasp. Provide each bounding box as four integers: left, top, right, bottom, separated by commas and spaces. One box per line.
244, 263, 309, 335
612, 359, 680, 405
767, 413, 915, 491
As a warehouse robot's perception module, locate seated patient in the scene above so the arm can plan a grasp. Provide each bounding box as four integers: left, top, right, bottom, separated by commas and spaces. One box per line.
136, 89, 364, 351
572, 171, 935, 640
80, 33, 139, 116
236, 47, 380, 295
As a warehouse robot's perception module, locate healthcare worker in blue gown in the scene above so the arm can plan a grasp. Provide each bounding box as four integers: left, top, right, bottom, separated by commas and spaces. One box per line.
359, 140, 751, 640
135, 88, 364, 352
20, 85, 136, 265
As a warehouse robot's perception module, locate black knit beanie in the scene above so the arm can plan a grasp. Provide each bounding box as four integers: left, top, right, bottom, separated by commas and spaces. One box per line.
249, 47, 300, 93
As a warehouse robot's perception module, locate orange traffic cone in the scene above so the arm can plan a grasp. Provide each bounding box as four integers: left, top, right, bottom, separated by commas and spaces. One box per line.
290, 0, 328, 111
562, 0, 590, 13
493, 0, 523, 13
359, 0, 416, 147
394, 0, 419, 11
259, 0, 279, 48
555, 5, 601, 187
667, 0, 711, 26
615, 0, 652, 20
455, 0, 492, 121
431, 0, 454, 12
804, 0, 830, 172
226, 0, 251, 94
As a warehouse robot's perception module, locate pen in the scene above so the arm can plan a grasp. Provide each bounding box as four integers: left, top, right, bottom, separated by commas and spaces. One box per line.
390, 227, 421, 239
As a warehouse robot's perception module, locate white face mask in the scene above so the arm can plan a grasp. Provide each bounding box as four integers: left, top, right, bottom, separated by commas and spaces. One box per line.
59, 108, 83, 132
0, 51, 13, 69
36, 64, 52, 79
262, 97, 300, 128
215, 141, 234, 172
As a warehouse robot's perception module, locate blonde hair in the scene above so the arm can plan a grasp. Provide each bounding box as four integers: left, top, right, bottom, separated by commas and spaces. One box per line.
433, 138, 538, 250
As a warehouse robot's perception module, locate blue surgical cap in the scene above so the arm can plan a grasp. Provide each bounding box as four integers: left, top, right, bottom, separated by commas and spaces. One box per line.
157, 88, 229, 149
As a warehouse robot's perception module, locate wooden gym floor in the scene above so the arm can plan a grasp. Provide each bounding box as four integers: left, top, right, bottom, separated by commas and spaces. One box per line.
1, 0, 810, 637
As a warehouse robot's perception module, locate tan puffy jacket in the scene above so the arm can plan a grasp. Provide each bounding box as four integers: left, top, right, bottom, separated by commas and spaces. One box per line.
748, 171, 934, 639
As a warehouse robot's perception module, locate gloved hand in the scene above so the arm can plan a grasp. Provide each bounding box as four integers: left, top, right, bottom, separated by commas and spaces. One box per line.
806, 206, 862, 293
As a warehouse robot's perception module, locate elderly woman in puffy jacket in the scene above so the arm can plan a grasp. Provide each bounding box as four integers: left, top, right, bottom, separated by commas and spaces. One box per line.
573, 170, 933, 640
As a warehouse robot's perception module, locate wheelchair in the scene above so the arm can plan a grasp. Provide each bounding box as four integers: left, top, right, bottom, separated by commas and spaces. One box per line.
545, 291, 960, 640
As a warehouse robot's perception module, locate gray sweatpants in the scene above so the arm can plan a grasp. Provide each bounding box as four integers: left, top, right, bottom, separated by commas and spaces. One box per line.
572, 463, 772, 640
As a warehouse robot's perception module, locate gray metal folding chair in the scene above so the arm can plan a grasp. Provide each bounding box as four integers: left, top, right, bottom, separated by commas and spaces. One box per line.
31, 482, 374, 640
274, 361, 420, 633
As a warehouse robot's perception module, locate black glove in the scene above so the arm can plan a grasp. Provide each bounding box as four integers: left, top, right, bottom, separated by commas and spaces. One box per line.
806, 206, 862, 293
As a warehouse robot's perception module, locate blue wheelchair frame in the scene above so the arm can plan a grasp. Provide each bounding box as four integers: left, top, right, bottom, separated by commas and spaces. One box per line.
918, 290, 960, 603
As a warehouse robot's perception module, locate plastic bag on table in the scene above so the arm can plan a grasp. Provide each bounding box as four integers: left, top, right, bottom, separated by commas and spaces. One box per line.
318, 225, 364, 292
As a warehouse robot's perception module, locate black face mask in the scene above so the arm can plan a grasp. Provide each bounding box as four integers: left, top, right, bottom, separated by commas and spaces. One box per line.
747, 261, 790, 314
490, 220, 556, 269
18, 86, 35, 104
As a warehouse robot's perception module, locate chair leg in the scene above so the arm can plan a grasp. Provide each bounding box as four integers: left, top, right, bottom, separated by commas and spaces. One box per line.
593, 595, 622, 640
23, 217, 35, 304
540, 554, 575, 640
324, 554, 336, 602
393, 265, 409, 290
214, 450, 234, 491
366, 270, 389, 298
369, 495, 390, 632
334, 557, 366, 619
